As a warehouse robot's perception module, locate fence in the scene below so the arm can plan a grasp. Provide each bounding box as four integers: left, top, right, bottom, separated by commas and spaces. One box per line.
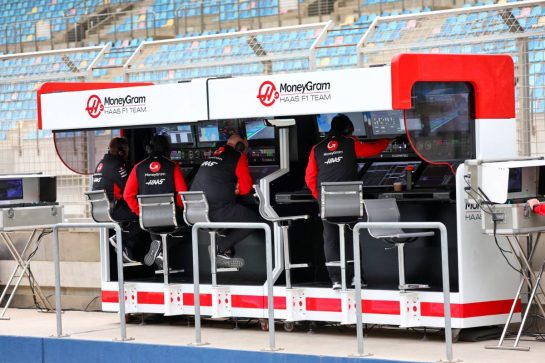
357, 0, 545, 157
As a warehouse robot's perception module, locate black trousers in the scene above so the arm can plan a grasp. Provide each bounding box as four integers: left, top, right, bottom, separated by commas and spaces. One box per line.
322, 220, 354, 283
209, 202, 263, 252
111, 203, 151, 263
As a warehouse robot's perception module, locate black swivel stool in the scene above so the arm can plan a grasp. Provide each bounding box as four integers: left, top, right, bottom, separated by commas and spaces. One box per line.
137, 193, 184, 284
363, 198, 434, 292
320, 181, 365, 291
254, 184, 309, 288
179, 191, 239, 287
85, 190, 139, 267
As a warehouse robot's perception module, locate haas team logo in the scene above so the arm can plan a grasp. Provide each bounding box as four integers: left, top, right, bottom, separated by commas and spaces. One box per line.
256, 81, 279, 107
149, 161, 161, 173
327, 140, 339, 151
213, 146, 225, 156
96, 163, 103, 173
86, 95, 104, 118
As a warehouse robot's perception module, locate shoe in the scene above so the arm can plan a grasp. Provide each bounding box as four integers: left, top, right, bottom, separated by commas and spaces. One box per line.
109, 236, 117, 248
332, 282, 342, 290
122, 247, 137, 264
216, 252, 245, 269
144, 240, 161, 267
155, 253, 164, 270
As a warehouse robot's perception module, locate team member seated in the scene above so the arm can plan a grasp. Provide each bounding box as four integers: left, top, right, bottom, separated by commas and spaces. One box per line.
92, 137, 151, 263
305, 114, 391, 289
123, 135, 188, 269
190, 134, 263, 269
527, 198, 545, 215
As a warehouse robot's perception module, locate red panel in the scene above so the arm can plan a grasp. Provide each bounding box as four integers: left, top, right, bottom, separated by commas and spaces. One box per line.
137, 291, 164, 305
183, 293, 213, 307
101, 291, 118, 303
306, 297, 342, 312
391, 53, 515, 119
36, 81, 152, 129
421, 299, 521, 318
230, 295, 286, 309
362, 300, 400, 315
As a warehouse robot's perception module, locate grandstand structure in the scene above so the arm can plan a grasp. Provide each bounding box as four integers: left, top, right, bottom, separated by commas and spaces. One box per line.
0, 0, 543, 217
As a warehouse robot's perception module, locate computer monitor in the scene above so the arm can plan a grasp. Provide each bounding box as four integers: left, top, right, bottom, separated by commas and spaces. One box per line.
363, 110, 405, 137
0, 179, 23, 201
197, 122, 221, 143
156, 124, 194, 145
245, 119, 275, 140
317, 112, 366, 137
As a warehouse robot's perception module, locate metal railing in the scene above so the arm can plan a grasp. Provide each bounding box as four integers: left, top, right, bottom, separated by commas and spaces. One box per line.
352, 221, 454, 362
51, 222, 132, 341
190, 222, 277, 350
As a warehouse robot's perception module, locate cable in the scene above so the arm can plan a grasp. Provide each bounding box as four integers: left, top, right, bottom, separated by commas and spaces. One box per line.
25, 230, 52, 310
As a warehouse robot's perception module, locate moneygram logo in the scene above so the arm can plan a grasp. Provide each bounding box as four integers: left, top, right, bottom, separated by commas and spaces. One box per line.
149, 161, 161, 173
257, 81, 279, 107
327, 140, 339, 151
213, 146, 225, 156
96, 163, 103, 172
86, 95, 104, 118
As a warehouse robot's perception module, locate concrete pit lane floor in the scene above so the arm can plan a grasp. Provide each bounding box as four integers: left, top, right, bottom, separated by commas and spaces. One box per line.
1, 308, 545, 363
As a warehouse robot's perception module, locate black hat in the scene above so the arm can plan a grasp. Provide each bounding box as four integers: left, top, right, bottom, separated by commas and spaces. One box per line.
330, 114, 354, 136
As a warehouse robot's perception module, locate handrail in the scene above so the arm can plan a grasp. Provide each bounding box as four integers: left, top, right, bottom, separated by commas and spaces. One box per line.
352, 221, 454, 362
190, 222, 277, 350
51, 222, 133, 341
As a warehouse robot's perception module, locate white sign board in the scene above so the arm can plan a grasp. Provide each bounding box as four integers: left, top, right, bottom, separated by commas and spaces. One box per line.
207, 67, 393, 119
40, 81, 208, 131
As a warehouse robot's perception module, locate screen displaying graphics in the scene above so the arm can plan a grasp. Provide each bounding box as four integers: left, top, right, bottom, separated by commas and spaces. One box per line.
317, 112, 366, 137
0, 179, 23, 201
245, 119, 275, 140
363, 110, 405, 136
198, 122, 220, 142
157, 125, 193, 144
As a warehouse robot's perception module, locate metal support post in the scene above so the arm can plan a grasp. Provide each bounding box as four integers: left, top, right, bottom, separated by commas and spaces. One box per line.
282, 225, 291, 288
353, 222, 453, 362
397, 244, 406, 291
162, 234, 169, 285
51, 223, 132, 341
210, 231, 217, 287
191, 222, 277, 350
339, 224, 347, 291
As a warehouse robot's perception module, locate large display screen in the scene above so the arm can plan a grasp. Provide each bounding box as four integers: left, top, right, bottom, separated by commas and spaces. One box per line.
156, 125, 194, 145
198, 122, 221, 142
245, 119, 275, 140
0, 179, 23, 201
405, 82, 474, 162
363, 110, 405, 136
317, 112, 366, 137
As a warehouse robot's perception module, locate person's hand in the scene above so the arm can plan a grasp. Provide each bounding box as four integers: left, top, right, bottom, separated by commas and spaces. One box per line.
235, 182, 240, 196
527, 198, 540, 210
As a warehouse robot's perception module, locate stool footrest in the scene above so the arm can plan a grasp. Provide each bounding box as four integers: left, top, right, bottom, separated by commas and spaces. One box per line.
123, 262, 142, 267
288, 263, 309, 269
217, 268, 239, 272
399, 283, 429, 290
155, 269, 184, 275
325, 260, 354, 267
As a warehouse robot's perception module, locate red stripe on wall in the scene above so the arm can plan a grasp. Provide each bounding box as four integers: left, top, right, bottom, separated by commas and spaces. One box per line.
101, 291, 118, 303
363, 299, 400, 315
306, 297, 342, 312
137, 291, 164, 305
420, 299, 521, 318
230, 295, 286, 309
183, 293, 213, 307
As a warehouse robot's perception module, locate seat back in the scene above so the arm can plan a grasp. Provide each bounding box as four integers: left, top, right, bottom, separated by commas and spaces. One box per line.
85, 190, 113, 223
179, 191, 210, 226
137, 193, 178, 231
363, 198, 404, 238
320, 181, 364, 221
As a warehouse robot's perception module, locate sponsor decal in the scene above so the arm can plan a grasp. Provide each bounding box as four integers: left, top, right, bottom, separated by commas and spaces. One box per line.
145, 179, 165, 186
85, 94, 147, 118
201, 161, 219, 167
96, 162, 104, 172
149, 161, 161, 173
213, 147, 225, 156
324, 156, 343, 165
465, 201, 482, 221
327, 140, 339, 152
257, 80, 332, 107
86, 95, 103, 118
